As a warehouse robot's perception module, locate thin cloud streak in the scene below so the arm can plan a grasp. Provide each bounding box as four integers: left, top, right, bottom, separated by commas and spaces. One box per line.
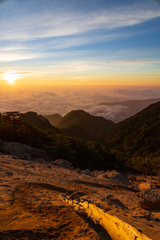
1, 7, 160, 41
116, 59, 160, 65
0, 52, 42, 62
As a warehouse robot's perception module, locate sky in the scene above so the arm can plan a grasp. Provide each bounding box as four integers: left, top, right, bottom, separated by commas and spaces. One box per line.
0, 0, 160, 118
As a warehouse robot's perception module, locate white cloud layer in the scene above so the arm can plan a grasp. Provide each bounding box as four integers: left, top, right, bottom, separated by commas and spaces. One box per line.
0, 88, 160, 122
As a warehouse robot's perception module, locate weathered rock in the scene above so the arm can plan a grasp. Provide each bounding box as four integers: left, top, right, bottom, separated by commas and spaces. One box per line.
137, 179, 146, 183
49, 161, 56, 165
138, 188, 160, 210
128, 176, 137, 182
105, 194, 114, 200
24, 213, 31, 218
38, 200, 53, 207
107, 170, 131, 186
54, 159, 72, 168
138, 182, 156, 190
93, 170, 99, 176
14, 177, 21, 180
19, 153, 32, 161
108, 198, 127, 209
47, 163, 52, 168
0, 142, 51, 161
90, 172, 96, 178
6, 171, 13, 176
69, 192, 80, 202
36, 158, 45, 163
95, 202, 103, 208
102, 174, 109, 179
82, 169, 90, 174
76, 168, 81, 173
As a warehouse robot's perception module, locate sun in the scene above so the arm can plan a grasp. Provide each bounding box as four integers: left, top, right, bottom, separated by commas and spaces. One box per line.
4, 74, 17, 84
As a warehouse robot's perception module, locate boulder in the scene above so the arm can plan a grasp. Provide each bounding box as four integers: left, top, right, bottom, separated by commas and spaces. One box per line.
138, 188, 160, 210
36, 158, 45, 163
138, 182, 156, 190
107, 170, 131, 186
54, 159, 72, 168
102, 174, 109, 179
105, 194, 114, 200
68, 192, 80, 202
82, 169, 90, 174
76, 168, 81, 173
0, 142, 51, 161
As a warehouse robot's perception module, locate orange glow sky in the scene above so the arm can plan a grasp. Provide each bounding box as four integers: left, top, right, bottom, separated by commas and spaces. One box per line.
0, 0, 160, 116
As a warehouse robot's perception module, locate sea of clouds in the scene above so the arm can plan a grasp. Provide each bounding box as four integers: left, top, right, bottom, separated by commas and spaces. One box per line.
0, 88, 160, 122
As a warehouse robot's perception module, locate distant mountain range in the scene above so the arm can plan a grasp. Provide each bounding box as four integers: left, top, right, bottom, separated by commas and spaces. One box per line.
45, 110, 115, 142
22, 110, 115, 142
98, 98, 160, 122
22, 100, 160, 158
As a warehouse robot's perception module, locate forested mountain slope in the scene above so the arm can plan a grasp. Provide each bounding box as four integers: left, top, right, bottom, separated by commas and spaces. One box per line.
49, 110, 115, 142
22, 111, 61, 133
44, 113, 62, 126
104, 101, 160, 157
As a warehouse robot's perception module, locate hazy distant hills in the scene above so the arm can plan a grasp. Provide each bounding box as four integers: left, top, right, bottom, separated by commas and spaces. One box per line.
104, 101, 160, 157
44, 113, 62, 126
45, 110, 115, 141
98, 98, 160, 123
22, 111, 60, 133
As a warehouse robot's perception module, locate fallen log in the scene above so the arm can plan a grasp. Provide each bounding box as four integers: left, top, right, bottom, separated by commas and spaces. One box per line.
61, 196, 151, 240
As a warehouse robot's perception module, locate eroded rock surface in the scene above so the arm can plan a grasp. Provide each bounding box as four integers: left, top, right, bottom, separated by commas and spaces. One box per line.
138, 188, 160, 210
106, 170, 131, 186
138, 182, 156, 190
0, 151, 160, 240
54, 159, 72, 168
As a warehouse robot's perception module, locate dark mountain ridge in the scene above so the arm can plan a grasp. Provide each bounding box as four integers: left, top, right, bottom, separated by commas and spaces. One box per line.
104, 101, 160, 157
21, 111, 60, 133
45, 110, 115, 142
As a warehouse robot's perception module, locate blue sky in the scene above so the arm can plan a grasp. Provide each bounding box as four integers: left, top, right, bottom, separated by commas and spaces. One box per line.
0, 0, 160, 88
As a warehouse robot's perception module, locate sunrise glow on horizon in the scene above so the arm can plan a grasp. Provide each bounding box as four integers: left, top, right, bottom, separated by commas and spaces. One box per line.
0, 0, 160, 115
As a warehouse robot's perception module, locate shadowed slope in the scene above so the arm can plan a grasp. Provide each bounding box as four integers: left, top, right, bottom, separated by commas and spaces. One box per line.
49, 110, 115, 142
104, 101, 160, 156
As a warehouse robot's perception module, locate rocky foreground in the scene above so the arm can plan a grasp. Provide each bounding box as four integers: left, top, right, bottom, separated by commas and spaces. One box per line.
0, 143, 160, 240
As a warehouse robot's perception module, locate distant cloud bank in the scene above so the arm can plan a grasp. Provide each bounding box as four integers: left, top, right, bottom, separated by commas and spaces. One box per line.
0, 88, 160, 122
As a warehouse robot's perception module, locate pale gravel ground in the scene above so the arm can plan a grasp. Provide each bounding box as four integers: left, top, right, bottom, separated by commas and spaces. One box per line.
0, 154, 160, 239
